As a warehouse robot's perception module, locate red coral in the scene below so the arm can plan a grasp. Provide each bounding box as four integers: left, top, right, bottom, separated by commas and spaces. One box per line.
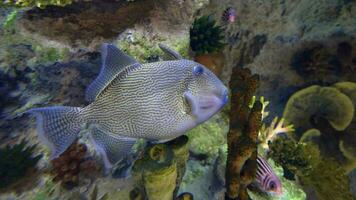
51, 141, 98, 189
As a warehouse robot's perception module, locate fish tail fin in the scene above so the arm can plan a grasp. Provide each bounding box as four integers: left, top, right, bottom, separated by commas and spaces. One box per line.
89, 126, 137, 173
27, 106, 84, 159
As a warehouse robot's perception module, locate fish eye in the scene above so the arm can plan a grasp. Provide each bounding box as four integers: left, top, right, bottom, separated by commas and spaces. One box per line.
269, 182, 276, 190
193, 66, 204, 76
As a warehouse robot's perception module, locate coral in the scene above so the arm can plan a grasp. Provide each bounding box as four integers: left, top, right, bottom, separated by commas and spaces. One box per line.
301, 157, 354, 200
268, 137, 354, 200
166, 136, 190, 198
0, 0, 73, 8
131, 136, 189, 200
290, 44, 342, 80
249, 96, 269, 120
299, 128, 321, 143
117, 32, 190, 63
189, 15, 225, 55
268, 137, 316, 180
283, 85, 354, 138
186, 115, 228, 161
333, 81, 356, 107
175, 192, 194, 200
258, 117, 294, 151
0, 139, 42, 189
117, 33, 163, 62
50, 141, 98, 189
225, 67, 262, 200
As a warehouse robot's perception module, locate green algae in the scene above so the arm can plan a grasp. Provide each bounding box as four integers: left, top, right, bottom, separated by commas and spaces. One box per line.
1, 0, 73, 8
117, 32, 190, 62
186, 115, 228, 161
2, 10, 17, 30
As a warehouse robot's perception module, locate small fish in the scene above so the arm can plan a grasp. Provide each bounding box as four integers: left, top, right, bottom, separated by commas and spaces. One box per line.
255, 155, 283, 196
222, 7, 237, 23
27, 43, 228, 169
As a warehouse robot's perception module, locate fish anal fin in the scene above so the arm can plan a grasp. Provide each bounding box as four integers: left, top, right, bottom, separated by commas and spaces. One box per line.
89, 126, 137, 170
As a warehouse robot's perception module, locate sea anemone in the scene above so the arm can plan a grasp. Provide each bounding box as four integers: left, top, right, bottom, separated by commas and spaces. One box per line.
190, 15, 225, 55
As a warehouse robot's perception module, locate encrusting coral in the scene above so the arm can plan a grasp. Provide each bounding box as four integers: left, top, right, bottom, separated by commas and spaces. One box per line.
225, 67, 262, 200
50, 141, 98, 189
0, 139, 42, 190
130, 136, 190, 200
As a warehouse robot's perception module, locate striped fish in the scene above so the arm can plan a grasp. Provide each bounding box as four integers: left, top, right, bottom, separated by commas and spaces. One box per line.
27, 43, 228, 169
256, 155, 283, 196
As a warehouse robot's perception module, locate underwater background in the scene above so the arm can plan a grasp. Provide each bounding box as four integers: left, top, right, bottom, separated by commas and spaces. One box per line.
0, 0, 355, 200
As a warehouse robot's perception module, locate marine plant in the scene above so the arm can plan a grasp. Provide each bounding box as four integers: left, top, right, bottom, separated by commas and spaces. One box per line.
190, 15, 225, 55
2, 10, 18, 30
50, 141, 98, 189
0, 139, 42, 189
0, 0, 73, 8
225, 67, 262, 200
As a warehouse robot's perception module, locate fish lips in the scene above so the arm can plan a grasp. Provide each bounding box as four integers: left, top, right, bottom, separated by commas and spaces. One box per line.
184, 91, 227, 122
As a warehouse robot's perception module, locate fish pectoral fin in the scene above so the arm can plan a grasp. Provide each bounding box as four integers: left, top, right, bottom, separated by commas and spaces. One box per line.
158, 43, 183, 60
85, 43, 141, 102
89, 126, 137, 170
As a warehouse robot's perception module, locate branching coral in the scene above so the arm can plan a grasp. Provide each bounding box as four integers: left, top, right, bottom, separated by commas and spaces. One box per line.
248, 96, 294, 152
50, 141, 98, 189
0, 139, 42, 189
225, 67, 262, 200
258, 117, 294, 151
190, 15, 225, 55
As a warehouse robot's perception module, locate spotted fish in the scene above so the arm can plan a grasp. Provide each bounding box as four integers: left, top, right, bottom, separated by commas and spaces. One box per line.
255, 155, 283, 196
27, 43, 228, 169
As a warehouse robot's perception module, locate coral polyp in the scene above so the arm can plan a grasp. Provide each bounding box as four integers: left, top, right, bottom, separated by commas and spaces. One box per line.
50, 141, 98, 189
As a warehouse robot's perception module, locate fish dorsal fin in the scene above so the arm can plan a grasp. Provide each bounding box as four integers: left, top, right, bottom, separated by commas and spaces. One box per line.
158, 44, 183, 60
85, 43, 140, 102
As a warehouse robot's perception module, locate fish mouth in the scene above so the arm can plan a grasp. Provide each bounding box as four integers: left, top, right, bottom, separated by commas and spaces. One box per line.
184, 91, 226, 120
